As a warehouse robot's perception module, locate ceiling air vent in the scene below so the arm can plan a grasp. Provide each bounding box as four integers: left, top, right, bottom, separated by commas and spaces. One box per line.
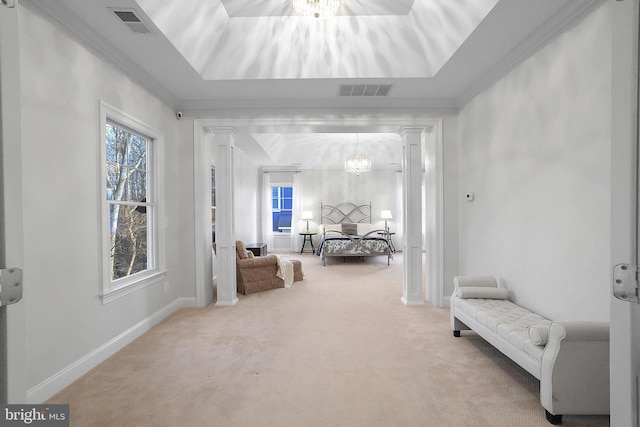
339, 84, 392, 97
109, 8, 152, 34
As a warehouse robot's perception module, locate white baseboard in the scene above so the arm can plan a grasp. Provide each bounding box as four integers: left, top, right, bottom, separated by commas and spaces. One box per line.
27, 297, 196, 403
179, 296, 198, 308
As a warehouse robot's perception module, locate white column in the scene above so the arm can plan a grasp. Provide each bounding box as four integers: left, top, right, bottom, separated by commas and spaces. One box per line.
212, 129, 238, 306
399, 127, 424, 305
423, 124, 444, 306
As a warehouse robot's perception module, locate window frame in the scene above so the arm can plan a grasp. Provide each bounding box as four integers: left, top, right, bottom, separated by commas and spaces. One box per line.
271, 184, 293, 233
99, 101, 166, 303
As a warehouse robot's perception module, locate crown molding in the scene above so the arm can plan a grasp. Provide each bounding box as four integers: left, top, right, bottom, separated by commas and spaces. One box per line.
25, 0, 180, 107
177, 96, 458, 111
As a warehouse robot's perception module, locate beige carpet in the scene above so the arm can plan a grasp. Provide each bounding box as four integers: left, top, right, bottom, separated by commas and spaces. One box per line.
47, 253, 610, 426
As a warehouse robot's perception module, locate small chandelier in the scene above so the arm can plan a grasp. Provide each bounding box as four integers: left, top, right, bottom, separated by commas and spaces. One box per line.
293, 0, 341, 19
345, 153, 371, 176
345, 134, 371, 176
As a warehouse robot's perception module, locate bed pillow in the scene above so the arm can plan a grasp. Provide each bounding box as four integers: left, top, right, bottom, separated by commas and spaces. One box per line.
454, 276, 497, 288
321, 224, 341, 235
455, 287, 509, 300
341, 223, 358, 235
357, 223, 373, 236
528, 324, 550, 346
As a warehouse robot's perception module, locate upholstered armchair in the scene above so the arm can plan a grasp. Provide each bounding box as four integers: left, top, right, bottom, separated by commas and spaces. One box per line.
235, 241, 303, 295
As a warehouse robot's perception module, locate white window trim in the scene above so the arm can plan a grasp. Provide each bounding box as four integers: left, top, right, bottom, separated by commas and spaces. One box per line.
99, 101, 167, 303
271, 183, 292, 234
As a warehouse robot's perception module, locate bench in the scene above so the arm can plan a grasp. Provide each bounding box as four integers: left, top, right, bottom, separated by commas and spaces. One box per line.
450, 276, 609, 424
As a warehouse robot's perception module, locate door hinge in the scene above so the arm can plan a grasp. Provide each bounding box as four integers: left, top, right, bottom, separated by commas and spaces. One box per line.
0, 268, 23, 306
613, 264, 640, 303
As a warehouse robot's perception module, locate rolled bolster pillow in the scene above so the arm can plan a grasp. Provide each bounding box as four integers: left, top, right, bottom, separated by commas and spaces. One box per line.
455, 287, 509, 300
528, 324, 550, 345
454, 276, 497, 288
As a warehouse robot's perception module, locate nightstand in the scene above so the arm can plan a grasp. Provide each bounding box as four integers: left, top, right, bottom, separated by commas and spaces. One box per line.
245, 243, 267, 257
299, 232, 316, 254
377, 231, 396, 253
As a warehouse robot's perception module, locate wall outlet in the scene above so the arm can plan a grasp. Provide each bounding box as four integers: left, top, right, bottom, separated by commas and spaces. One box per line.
164, 282, 169, 293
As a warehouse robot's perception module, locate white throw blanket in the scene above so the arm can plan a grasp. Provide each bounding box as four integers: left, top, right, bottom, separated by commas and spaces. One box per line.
275, 256, 294, 288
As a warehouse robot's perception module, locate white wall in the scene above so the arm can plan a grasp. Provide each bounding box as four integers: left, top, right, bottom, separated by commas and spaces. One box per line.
19, 3, 191, 400
177, 119, 196, 299
300, 168, 402, 246
457, 2, 611, 321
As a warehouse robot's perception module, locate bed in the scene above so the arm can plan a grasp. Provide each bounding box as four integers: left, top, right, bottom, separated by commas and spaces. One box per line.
316, 202, 393, 266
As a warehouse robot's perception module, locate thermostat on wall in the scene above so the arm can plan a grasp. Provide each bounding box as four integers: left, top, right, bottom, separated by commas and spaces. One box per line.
465, 193, 475, 201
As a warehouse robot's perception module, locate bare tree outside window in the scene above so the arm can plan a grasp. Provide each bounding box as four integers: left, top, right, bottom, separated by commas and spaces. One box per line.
106, 123, 152, 281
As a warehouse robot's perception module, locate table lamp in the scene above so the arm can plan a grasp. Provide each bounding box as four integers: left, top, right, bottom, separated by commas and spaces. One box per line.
380, 210, 393, 232
301, 211, 313, 232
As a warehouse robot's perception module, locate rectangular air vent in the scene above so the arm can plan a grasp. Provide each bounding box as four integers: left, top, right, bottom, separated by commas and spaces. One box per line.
339, 84, 392, 97
109, 8, 152, 34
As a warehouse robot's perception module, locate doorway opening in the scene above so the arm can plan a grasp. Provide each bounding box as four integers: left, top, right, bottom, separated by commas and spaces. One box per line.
193, 115, 444, 309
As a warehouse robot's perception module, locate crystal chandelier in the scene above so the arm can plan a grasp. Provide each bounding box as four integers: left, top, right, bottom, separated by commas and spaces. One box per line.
345, 153, 371, 176
293, 0, 341, 19
345, 134, 371, 176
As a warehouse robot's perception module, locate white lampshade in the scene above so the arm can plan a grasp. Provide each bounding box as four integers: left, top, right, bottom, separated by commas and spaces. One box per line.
380, 210, 393, 220
301, 210, 313, 232
381, 210, 393, 232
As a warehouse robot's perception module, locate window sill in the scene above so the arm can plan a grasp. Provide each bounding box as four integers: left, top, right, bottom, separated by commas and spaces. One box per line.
102, 270, 168, 304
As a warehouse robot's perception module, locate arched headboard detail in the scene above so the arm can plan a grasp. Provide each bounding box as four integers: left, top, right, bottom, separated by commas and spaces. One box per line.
320, 202, 371, 225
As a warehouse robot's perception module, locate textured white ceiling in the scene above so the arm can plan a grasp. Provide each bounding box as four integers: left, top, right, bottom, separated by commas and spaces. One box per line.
30, 0, 596, 108
219, 0, 416, 17
136, 0, 499, 80
28, 0, 599, 168
250, 133, 402, 169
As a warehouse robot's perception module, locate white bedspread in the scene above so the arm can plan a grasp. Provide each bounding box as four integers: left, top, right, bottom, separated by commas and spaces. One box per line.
276, 256, 294, 288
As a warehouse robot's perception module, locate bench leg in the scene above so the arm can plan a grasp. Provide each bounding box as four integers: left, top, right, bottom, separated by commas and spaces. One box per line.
545, 410, 562, 425
453, 330, 461, 337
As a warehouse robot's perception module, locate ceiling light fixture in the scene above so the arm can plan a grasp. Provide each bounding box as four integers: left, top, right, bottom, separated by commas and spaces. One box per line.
345, 134, 371, 176
293, 0, 341, 19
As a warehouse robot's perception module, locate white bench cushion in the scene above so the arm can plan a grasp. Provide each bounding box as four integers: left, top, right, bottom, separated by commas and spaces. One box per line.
453, 298, 551, 362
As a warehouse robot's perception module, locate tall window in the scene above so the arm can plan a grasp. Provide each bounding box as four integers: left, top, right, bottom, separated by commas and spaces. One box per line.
272, 186, 292, 232
106, 122, 152, 280
101, 102, 164, 301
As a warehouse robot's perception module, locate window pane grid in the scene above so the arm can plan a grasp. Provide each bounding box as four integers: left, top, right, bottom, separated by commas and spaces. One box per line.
271, 185, 292, 233
106, 121, 154, 282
